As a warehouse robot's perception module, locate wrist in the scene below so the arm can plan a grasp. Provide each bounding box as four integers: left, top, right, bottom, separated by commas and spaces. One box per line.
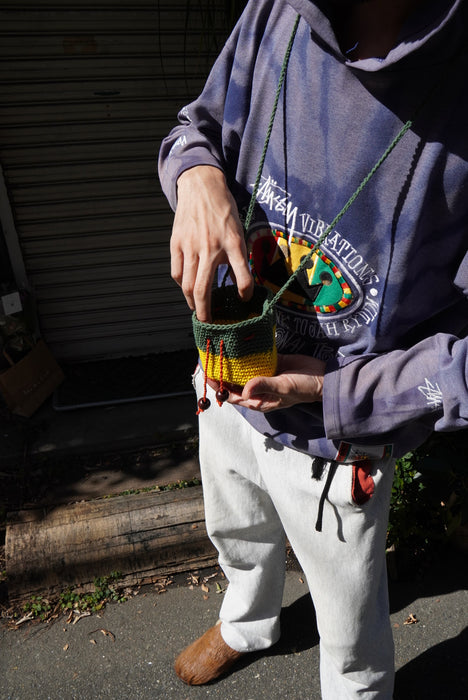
177, 164, 226, 193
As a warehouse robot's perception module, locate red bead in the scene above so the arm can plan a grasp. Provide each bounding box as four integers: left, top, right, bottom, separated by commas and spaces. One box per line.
216, 388, 230, 403
198, 397, 211, 411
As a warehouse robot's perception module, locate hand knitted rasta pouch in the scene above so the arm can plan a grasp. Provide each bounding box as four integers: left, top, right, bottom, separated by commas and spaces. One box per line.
192, 285, 278, 390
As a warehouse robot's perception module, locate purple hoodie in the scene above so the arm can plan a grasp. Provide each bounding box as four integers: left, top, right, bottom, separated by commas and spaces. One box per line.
159, 0, 468, 461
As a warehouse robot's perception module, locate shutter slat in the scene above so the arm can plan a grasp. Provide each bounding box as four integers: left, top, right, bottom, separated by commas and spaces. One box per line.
0, 0, 233, 360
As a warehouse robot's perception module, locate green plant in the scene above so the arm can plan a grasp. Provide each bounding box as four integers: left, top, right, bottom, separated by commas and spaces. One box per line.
22, 595, 51, 621
19, 572, 126, 623
388, 431, 468, 553
104, 476, 201, 499
60, 571, 126, 613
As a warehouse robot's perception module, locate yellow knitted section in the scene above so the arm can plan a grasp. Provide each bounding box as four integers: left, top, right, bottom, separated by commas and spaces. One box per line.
199, 345, 278, 386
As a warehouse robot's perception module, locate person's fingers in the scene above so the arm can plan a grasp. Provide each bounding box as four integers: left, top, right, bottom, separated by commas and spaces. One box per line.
222, 227, 253, 296
233, 395, 281, 412
192, 256, 217, 322
242, 375, 282, 400
170, 239, 184, 288
227, 249, 254, 301
180, 251, 202, 313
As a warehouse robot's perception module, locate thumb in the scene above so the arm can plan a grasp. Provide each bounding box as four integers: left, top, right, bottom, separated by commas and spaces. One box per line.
242, 375, 279, 400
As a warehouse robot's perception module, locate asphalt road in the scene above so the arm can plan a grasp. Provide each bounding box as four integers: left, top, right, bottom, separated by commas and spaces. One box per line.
1, 551, 467, 700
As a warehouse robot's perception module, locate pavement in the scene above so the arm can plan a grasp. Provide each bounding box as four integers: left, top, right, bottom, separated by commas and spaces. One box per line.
1, 547, 467, 700
1, 392, 201, 507
1, 389, 199, 468
1, 392, 468, 699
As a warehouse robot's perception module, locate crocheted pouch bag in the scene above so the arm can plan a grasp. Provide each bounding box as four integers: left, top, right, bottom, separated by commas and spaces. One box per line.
192, 284, 278, 390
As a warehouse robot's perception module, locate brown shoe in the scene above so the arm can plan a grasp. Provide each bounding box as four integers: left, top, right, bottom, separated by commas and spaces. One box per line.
174, 621, 244, 685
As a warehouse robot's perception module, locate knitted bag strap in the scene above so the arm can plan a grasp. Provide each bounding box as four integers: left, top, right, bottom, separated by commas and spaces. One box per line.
240, 13, 414, 317
243, 13, 301, 232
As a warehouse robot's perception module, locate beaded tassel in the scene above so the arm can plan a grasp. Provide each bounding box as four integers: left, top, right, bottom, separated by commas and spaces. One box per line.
197, 338, 211, 414
197, 338, 230, 414
216, 339, 229, 406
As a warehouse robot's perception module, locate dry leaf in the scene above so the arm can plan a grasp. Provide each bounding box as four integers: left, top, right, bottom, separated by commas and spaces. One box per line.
203, 573, 218, 581
100, 628, 115, 642
403, 613, 419, 625
90, 639, 97, 645
155, 576, 173, 590
299, 577, 304, 584
201, 583, 209, 593
63, 643, 69, 651
14, 612, 33, 627
203, 595, 209, 601
72, 611, 91, 625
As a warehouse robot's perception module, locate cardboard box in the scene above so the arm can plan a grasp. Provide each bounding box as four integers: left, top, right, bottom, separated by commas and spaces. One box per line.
0, 339, 64, 417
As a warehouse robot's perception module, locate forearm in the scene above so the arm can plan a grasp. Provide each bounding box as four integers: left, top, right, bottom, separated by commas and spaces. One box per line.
323, 333, 468, 441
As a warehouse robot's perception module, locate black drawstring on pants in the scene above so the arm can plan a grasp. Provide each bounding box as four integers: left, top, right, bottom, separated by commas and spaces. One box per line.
314, 460, 339, 532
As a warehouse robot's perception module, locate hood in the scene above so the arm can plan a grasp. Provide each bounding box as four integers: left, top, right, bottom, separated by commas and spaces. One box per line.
285, 0, 465, 71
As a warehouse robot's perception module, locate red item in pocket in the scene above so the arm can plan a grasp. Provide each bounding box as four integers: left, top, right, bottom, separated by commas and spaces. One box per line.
352, 460, 375, 505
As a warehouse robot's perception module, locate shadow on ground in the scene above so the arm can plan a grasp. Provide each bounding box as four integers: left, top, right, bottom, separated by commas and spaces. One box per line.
394, 626, 468, 700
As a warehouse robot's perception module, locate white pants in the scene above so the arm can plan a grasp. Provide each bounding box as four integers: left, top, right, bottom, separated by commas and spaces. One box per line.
195, 370, 395, 699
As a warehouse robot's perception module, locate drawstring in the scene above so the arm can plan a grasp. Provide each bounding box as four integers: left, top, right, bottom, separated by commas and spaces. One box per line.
197, 337, 230, 413
197, 338, 212, 413
315, 460, 339, 532
216, 339, 230, 406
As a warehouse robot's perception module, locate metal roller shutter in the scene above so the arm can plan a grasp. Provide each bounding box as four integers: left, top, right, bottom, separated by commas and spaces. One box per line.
0, 0, 236, 360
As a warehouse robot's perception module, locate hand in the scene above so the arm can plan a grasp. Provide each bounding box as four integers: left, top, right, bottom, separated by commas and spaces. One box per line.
170, 165, 254, 322
208, 354, 326, 412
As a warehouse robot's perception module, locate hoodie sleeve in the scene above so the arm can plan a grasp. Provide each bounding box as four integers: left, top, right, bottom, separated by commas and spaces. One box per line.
323, 251, 468, 441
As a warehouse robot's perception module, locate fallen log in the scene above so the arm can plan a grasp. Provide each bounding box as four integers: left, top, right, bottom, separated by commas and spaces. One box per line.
5, 485, 217, 603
